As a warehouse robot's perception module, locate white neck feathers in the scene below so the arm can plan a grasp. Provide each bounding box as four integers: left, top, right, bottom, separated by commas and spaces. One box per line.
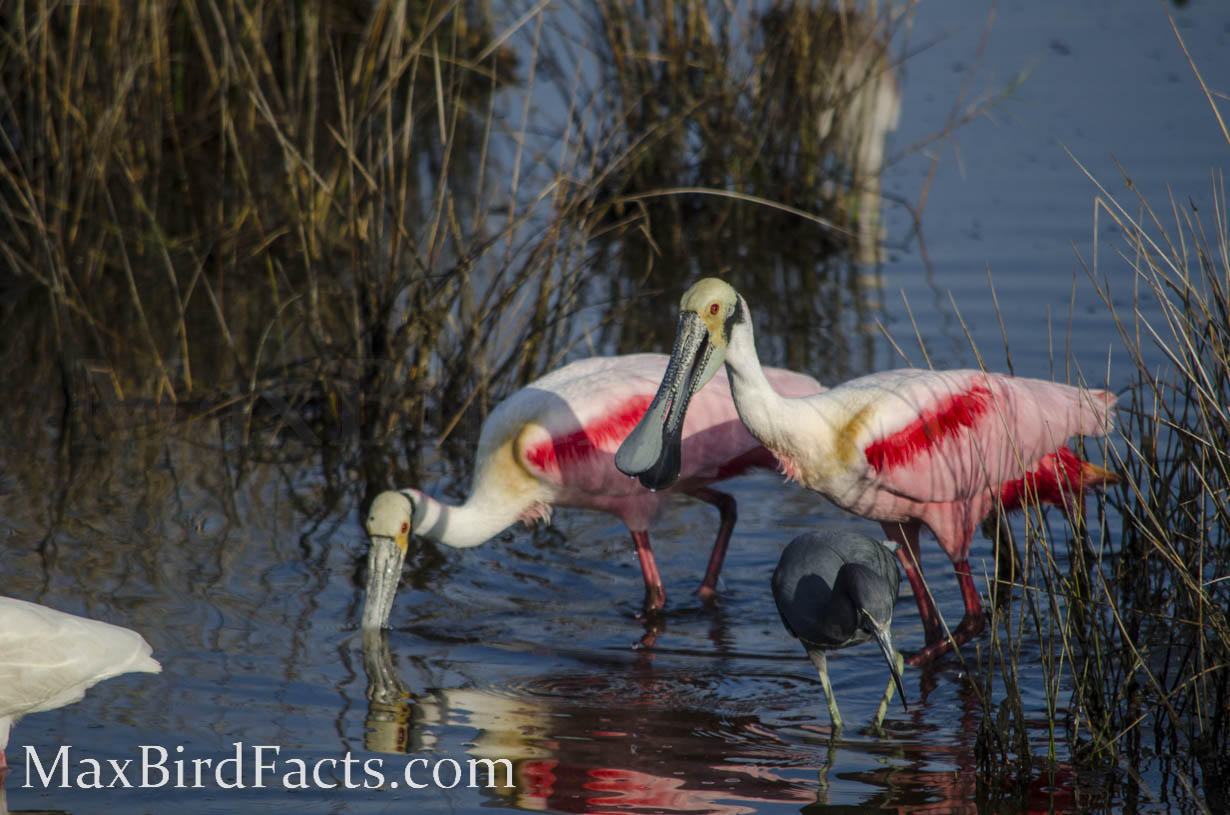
409, 490, 529, 550
724, 312, 792, 442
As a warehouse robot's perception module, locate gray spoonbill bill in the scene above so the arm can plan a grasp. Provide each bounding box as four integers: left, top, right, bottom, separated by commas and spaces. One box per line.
772, 530, 906, 731
0, 596, 161, 776
615, 278, 1119, 665
362, 352, 821, 629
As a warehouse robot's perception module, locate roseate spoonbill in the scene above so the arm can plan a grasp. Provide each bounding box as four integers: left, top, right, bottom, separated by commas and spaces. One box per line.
771, 530, 906, 731
616, 278, 1119, 665
0, 597, 161, 775
362, 353, 821, 629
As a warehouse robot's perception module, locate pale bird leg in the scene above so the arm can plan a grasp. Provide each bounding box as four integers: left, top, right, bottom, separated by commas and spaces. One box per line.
808, 649, 843, 733
872, 650, 906, 731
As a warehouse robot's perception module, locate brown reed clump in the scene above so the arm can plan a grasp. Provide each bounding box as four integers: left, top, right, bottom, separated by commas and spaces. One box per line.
0, 0, 905, 499
1078, 153, 1230, 802
965, 24, 1229, 810
0, 0, 593, 492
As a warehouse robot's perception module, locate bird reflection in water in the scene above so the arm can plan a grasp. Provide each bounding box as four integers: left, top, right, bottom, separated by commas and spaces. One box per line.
358, 632, 1092, 814
360, 629, 411, 756
359, 630, 816, 813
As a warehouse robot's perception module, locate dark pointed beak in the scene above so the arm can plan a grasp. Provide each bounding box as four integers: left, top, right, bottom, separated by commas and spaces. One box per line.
362, 534, 406, 630
872, 622, 908, 711
615, 311, 713, 490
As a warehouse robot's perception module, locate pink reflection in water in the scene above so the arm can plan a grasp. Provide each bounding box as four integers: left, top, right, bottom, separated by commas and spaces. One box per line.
513, 758, 811, 815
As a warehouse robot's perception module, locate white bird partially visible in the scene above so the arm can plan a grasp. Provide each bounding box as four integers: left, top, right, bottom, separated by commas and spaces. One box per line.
0, 597, 161, 775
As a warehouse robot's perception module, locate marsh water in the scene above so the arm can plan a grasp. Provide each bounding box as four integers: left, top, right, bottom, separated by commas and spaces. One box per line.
2, 1, 1228, 813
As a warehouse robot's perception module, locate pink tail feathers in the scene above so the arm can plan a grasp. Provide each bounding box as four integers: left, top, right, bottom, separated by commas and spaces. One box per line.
996, 384, 1119, 517
999, 447, 1120, 516
1077, 388, 1118, 438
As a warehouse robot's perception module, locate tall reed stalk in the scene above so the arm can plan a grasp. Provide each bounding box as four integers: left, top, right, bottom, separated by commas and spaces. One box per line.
967, 26, 1228, 810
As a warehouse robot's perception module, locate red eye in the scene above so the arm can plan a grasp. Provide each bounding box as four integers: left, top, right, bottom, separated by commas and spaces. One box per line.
709, 303, 720, 315
400, 522, 409, 535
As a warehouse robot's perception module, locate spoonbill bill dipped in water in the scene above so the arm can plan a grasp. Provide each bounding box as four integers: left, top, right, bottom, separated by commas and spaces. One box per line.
0, 597, 161, 776
616, 279, 1119, 665
362, 353, 822, 629
772, 530, 906, 731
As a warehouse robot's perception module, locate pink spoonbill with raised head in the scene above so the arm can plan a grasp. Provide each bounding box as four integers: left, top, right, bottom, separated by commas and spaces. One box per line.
615, 279, 1119, 665
362, 353, 821, 629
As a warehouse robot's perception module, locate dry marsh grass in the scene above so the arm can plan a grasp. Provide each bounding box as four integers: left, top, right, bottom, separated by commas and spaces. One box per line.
0, 0, 903, 494
961, 27, 1229, 812
1, 0, 571, 474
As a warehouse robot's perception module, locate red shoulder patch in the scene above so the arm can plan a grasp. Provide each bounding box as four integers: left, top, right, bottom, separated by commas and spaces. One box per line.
525, 395, 653, 473
864, 384, 993, 472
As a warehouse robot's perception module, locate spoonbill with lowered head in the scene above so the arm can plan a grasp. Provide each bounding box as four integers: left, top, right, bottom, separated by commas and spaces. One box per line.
363, 353, 821, 629
615, 279, 1119, 665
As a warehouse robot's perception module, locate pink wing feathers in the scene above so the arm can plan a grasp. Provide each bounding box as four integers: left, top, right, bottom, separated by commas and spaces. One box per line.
515, 355, 822, 493
849, 370, 1115, 505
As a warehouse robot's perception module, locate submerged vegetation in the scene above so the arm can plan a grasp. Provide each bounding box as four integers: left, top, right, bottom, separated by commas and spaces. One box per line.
1, 0, 1226, 812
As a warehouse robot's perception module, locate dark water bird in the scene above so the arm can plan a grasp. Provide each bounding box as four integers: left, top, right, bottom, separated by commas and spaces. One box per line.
362, 353, 821, 629
771, 530, 905, 731
616, 278, 1119, 664
0, 597, 161, 776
